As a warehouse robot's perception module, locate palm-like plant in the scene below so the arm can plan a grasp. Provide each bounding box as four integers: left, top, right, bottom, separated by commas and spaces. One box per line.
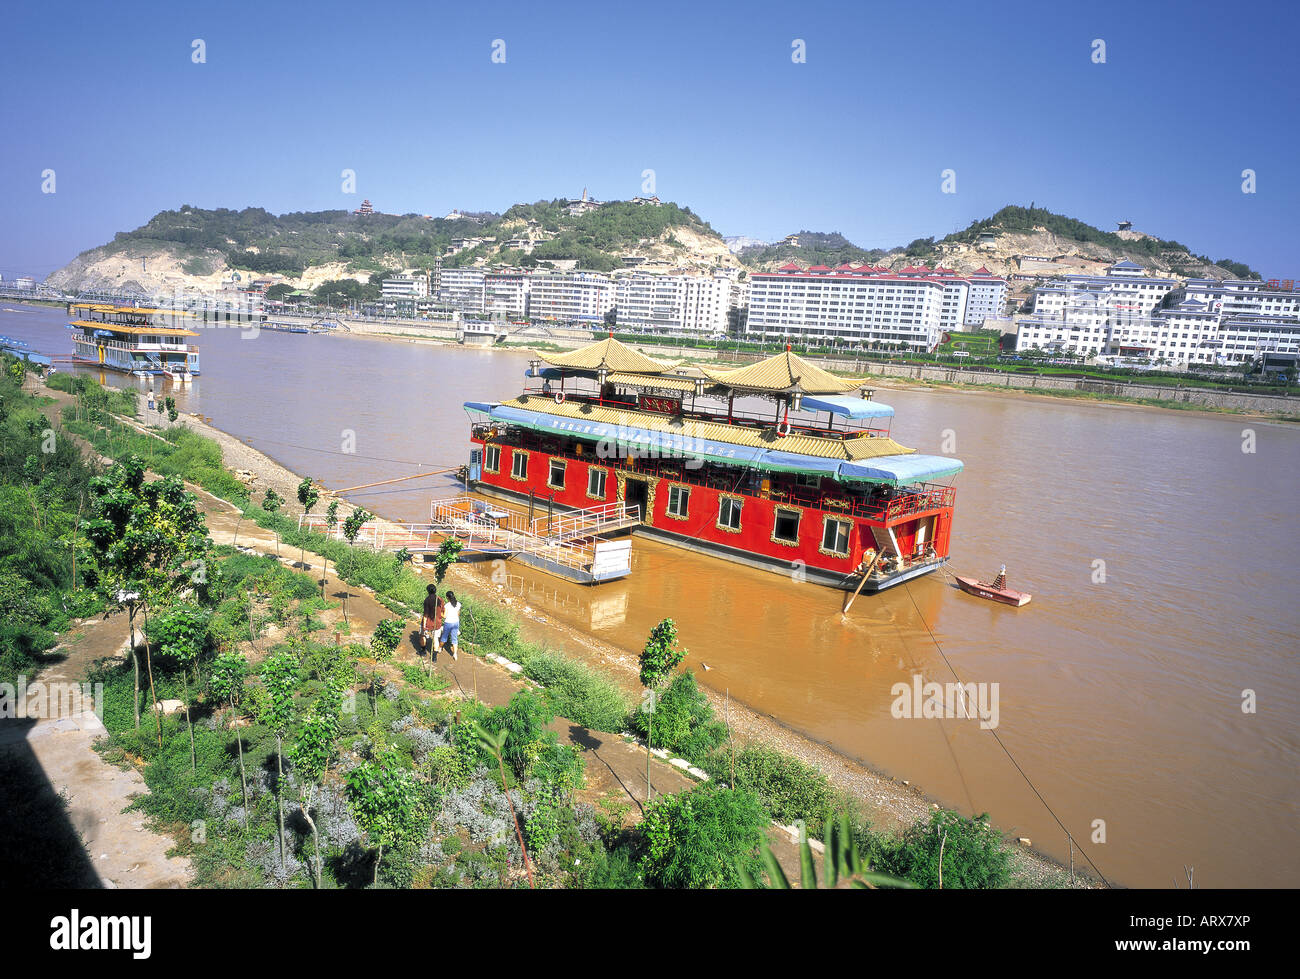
741, 814, 917, 890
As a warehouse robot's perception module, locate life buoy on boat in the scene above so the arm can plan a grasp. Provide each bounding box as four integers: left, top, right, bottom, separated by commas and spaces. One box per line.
554, 391, 566, 405
776, 418, 792, 438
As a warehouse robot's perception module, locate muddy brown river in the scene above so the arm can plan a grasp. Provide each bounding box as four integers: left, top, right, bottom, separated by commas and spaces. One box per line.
10, 304, 1298, 888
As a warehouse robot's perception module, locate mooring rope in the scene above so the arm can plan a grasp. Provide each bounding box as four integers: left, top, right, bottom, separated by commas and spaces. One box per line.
901, 578, 1111, 887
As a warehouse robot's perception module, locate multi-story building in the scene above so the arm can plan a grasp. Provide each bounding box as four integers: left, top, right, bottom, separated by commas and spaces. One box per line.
381, 273, 430, 300
965, 268, 1009, 327
744, 263, 1007, 349
612, 272, 741, 335
484, 271, 530, 319
437, 268, 487, 313
1015, 264, 1300, 367
527, 271, 614, 323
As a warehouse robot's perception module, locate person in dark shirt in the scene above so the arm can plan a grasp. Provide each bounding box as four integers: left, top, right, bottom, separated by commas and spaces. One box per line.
421, 583, 444, 654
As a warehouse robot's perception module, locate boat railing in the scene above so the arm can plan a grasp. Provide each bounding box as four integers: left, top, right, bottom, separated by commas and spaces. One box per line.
517, 387, 890, 439
530, 500, 640, 539
74, 336, 196, 354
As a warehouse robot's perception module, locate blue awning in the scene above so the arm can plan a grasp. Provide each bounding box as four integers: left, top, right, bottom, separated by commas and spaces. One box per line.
755, 450, 846, 475
838, 454, 963, 485
463, 402, 961, 486
471, 402, 770, 467
800, 394, 895, 419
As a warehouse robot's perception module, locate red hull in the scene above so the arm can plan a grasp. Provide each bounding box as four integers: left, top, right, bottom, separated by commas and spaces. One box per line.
471, 436, 955, 585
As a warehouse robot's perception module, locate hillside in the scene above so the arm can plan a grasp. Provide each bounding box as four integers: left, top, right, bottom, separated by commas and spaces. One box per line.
738, 207, 1260, 282
45, 200, 735, 294
44, 201, 1259, 295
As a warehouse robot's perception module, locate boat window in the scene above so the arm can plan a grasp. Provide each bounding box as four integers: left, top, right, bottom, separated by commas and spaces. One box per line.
822, 517, 851, 555
795, 472, 821, 489
548, 458, 566, 489
773, 508, 801, 544
717, 496, 742, 531
511, 450, 528, 480
484, 445, 501, 473
667, 485, 690, 518
587, 467, 607, 499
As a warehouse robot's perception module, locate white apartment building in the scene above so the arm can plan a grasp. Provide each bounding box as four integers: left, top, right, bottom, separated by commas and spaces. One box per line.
528, 271, 614, 323
381, 273, 430, 300
613, 272, 740, 335
1031, 261, 1178, 322
965, 269, 1009, 327
1015, 263, 1300, 367
743, 263, 1009, 349
484, 271, 530, 319
745, 265, 951, 349
1183, 277, 1300, 320
438, 268, 487, 313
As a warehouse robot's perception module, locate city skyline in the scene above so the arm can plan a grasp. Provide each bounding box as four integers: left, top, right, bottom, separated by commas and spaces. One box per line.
2, 0, 1298, 280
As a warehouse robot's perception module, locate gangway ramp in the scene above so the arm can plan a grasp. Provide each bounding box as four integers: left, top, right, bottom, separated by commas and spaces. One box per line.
298, 496, 635, 584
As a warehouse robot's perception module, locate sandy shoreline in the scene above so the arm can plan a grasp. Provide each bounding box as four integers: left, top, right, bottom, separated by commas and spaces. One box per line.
170, 405, 1088, 888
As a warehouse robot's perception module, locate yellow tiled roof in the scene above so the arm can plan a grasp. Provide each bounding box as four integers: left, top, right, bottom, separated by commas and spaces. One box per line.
71, 321, 199, 337
540, 337, 677, 374
507, 395, 912, 461
700, 351, 866, 394
605, 371, 700, 392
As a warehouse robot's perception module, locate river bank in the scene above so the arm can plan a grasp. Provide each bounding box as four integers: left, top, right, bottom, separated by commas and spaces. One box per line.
166, 403, 1088, 888
313, 322, 1299, 421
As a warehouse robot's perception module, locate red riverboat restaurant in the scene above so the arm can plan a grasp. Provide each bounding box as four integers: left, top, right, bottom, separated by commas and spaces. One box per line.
463, 338, 962, 592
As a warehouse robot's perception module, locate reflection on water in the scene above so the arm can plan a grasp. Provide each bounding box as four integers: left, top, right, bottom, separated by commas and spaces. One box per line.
11, 304, 1298, 888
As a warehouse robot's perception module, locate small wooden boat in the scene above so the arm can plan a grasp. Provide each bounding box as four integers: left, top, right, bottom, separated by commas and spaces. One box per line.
954, 566, 1031, 607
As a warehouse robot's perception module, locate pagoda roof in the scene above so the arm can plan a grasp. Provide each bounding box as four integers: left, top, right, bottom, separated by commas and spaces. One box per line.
538, 337, 677, 374
699, 349, 867, 395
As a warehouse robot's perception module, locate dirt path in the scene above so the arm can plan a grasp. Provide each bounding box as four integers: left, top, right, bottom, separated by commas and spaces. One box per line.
0, 611, 191, 888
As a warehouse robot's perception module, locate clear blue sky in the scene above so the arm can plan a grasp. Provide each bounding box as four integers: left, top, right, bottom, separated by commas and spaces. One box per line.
3, 0, 1297, 279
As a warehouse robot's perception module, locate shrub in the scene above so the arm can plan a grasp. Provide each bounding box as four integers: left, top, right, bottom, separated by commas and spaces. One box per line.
519, 649, 632, 733
871, 809, 1011, 889
639, 785, 769, 888
630, 671, 725, 764
479, 690, 552, 778
727, 745, 837, 839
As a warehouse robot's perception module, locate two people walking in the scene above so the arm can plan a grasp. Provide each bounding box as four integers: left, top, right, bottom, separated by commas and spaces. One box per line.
421, 583, 461, 660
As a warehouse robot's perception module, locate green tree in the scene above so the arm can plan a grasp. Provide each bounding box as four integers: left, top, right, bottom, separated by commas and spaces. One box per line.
320, 498, 340, 595
296, 477, 319, 572
339, 507, 372, 592
150, 602, 209, 771
474, 722, 534, 888
209, 651, 251, 827
83, 457, 213, 743
638, 618, 687, 800
640, 785, 767, 888
431, 538, 462, 584
260, 652, 298, 869
345, 747, 425, 886
290, 681, 343, 888
261, 488, 282, 513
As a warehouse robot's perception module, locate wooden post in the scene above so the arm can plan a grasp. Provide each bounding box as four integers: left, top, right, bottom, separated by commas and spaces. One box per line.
842, 549, 881, 614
